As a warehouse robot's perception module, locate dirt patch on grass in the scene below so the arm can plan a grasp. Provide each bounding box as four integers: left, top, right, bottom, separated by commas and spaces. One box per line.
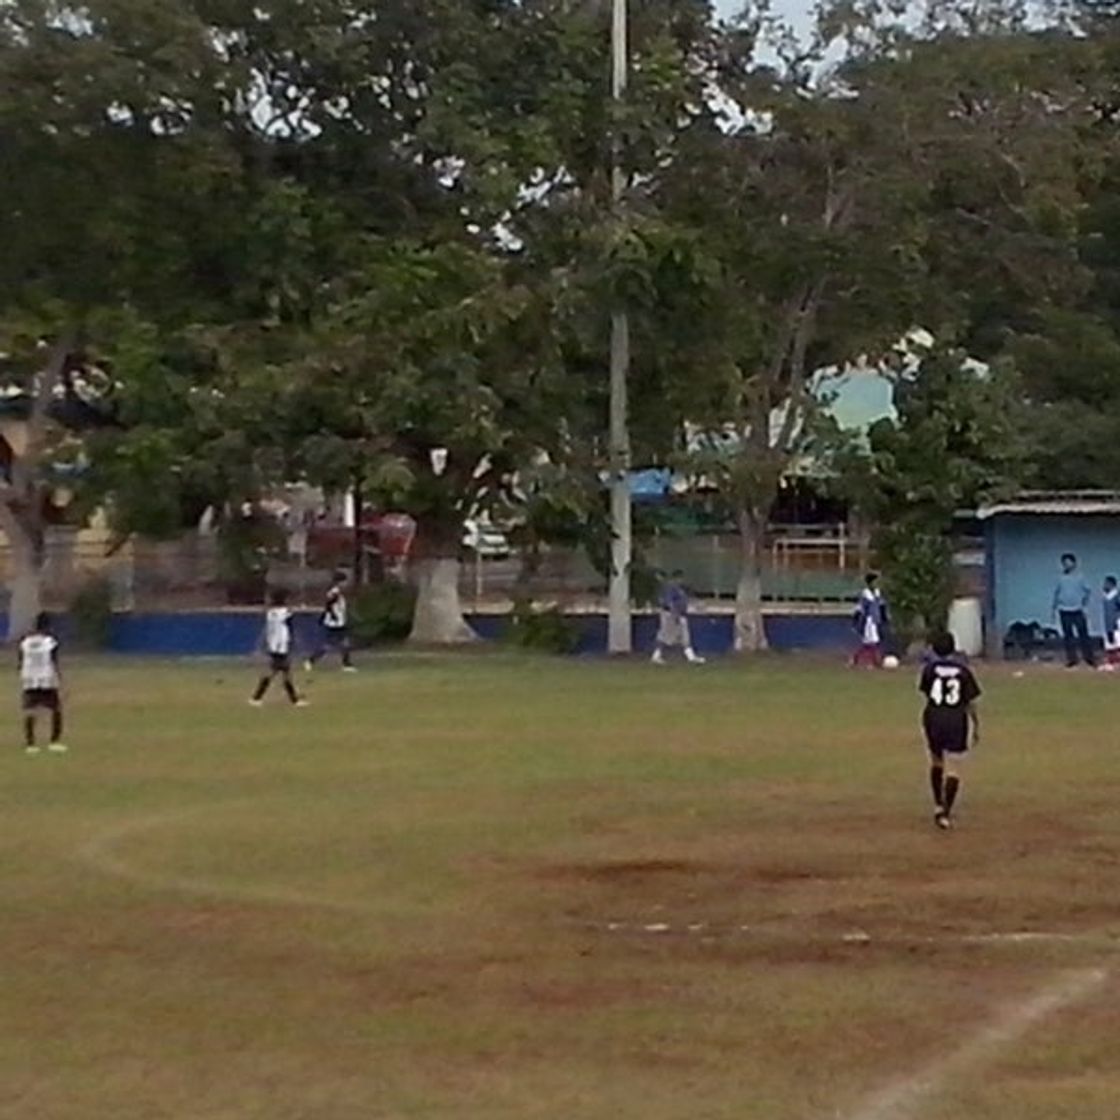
742, 863, 850, 884
538, 858, 724, 882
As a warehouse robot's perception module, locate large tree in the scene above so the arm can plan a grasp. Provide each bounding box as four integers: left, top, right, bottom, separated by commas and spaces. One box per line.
847, 347, 1027, 641
0, 0, 249, 634
1, 0, 585, 639
655, 6, 1098, 651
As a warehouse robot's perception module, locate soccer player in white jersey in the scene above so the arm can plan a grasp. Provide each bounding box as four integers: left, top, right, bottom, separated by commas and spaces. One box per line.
250, 589, 307, 707
305, 571, 355, 672
19, 612, 66, 754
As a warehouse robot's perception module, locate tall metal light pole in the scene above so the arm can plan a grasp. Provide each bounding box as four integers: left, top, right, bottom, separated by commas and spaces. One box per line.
607, 0, 632, 655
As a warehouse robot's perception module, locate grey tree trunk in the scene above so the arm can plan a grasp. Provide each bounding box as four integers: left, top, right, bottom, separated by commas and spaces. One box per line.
407, 513, 477, 644
409, 557, 478, 644
3, 519, 43, 641
1, 335, 70, 642
734, 510, 769, 653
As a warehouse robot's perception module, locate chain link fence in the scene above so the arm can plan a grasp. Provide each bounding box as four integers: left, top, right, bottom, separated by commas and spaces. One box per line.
0, 523, 872, 614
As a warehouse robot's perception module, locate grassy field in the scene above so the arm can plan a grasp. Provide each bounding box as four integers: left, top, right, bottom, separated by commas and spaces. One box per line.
4, 653, 1120, 1120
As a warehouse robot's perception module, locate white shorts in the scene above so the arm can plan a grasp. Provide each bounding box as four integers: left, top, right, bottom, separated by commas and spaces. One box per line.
657, 612, 692, 647
862, 619, 881, 646
1106, 629, 1120, 653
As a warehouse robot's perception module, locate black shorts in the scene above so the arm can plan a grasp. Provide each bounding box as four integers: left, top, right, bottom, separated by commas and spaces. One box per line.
23, 688, 60, 712
923, 712, 969, 755
268, 653, 292, 673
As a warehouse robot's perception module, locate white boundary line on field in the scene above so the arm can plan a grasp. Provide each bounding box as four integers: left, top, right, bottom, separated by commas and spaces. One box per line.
78, 808, 1120, 952
74, 809, 1115, 1120
75, 803, 376, 915
839, 967, 1110, 1120
578, 919, 1120, 952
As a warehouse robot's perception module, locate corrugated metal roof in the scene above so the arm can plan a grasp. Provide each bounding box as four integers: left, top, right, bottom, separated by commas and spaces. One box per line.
978, 492, 1120, 520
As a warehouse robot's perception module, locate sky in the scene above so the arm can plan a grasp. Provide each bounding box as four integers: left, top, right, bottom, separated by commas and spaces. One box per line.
708, 0, 899, 434
715, 0, 813, 27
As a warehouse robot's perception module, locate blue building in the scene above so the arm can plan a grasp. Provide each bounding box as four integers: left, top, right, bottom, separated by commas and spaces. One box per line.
980, 493, 1120, 652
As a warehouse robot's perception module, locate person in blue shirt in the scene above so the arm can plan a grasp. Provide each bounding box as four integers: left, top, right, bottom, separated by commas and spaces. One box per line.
1052, 553, 1096, 668
651, 570, 705, 665
1102, 575, 1120, 671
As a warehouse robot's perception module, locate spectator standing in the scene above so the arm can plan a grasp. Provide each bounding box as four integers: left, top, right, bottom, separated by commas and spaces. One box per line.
1102, 575, 1120, 671
1052, 553, 1096, 668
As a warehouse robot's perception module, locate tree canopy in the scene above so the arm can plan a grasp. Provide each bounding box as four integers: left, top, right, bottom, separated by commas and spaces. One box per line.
4, 0, 1120, 641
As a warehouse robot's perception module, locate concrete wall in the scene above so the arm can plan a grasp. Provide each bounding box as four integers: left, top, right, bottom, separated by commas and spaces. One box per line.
989, 514, 1120, 638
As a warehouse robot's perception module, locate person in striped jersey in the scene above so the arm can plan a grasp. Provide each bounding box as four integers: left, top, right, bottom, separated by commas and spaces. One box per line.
250, 589, 307, 707
19, 613, 66, 754
305, 571, 356, 672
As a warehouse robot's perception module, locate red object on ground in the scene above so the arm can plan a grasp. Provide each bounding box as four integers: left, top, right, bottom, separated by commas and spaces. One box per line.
851, 643, 884, 669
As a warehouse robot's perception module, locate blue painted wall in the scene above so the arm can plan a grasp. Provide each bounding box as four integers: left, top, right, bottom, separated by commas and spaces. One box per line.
471, 612, 856, 657
5, 610, 858, 657
988, 515, 1120, 638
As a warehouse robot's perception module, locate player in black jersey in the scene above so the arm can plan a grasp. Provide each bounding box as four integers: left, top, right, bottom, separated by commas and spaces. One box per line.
918, 632, 981, 830
305, 571, 355, 672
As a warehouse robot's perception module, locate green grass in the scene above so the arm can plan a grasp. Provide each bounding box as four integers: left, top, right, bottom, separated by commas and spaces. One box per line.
4, 654, 1120, 1119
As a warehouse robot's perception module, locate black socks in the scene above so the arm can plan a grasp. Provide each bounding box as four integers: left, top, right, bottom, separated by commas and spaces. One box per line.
943, 776, 961, 814
929, 765, 944, 809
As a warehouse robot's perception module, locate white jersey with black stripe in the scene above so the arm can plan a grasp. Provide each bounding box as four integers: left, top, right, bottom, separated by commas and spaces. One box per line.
322, 587, 347, 629
20, 634, 59, 690
265, 608, 293, 655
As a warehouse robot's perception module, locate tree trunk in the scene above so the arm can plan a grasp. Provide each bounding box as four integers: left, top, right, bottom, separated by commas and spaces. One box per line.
734, 509, 769, 653
1, 334, 71, 642
351, 478, 365, 586
408, 515, 477, 644
409, 558, 477, 644
5, 527, 43, 642
513, 536, 543, 605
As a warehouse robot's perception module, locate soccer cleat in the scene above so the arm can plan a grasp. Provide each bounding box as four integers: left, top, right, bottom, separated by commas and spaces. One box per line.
685, 650, 707, 665
249, 698, 264, 708
303, 660, 314, 673
342, 665, 358, 674
651, 650, 666, 665
24, 746, 41, 756
935, 812, 952, 831
47, 742, 68, 754
295, 699, 310, 708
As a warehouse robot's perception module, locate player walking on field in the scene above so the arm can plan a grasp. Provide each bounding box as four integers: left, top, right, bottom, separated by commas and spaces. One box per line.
919, 632, 981, 830
651, 570, 705, 665
18, 612, 66, 755
305, 571, 355, 672
250, 589, 307, 707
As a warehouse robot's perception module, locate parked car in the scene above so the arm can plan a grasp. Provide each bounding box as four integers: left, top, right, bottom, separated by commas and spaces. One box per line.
462, 519, 511, 559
